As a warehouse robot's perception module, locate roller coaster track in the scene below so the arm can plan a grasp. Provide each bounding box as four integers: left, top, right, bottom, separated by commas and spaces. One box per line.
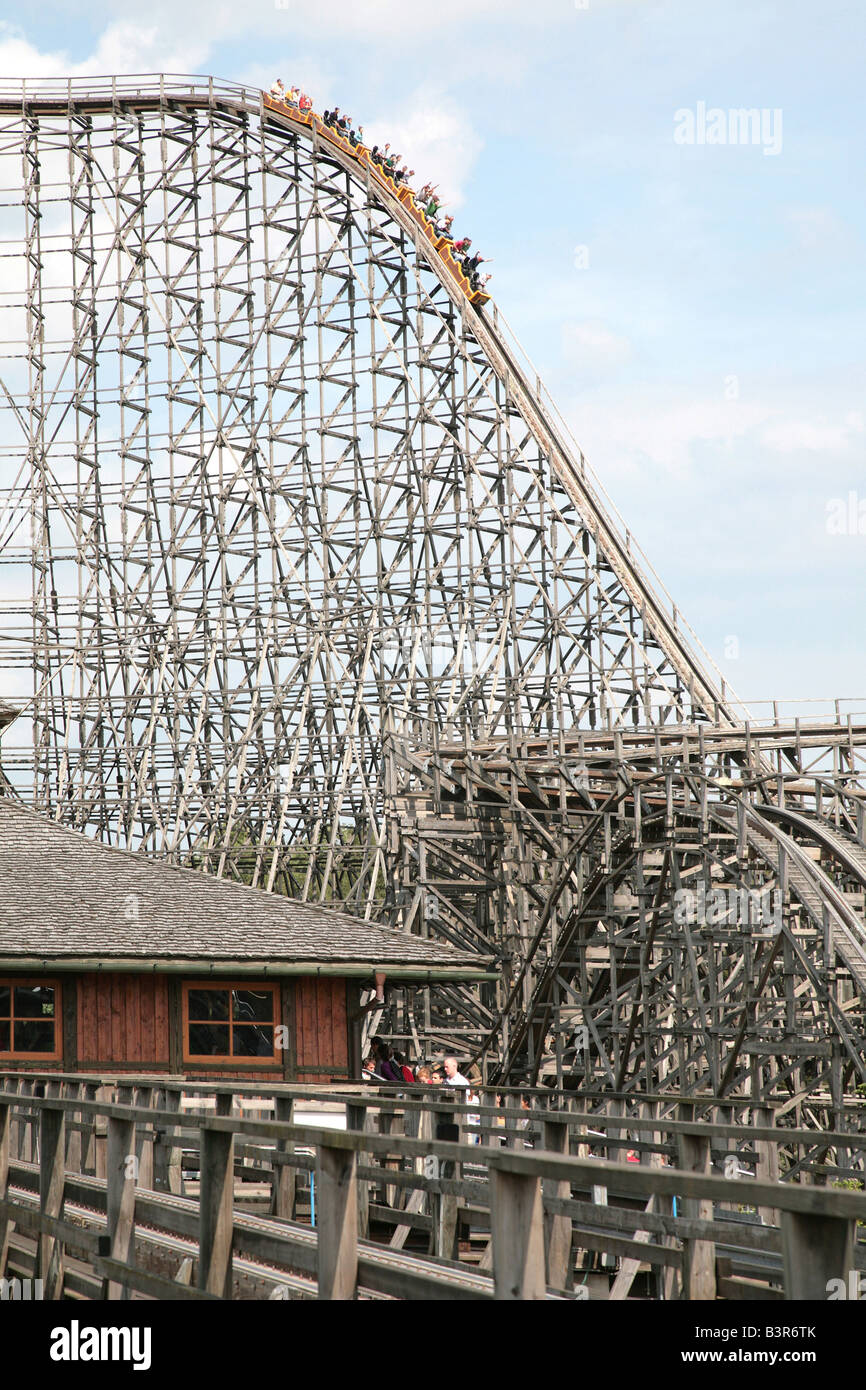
0, 74, 742, 738
711, 803, 866, 995
2, 76, 864, 1099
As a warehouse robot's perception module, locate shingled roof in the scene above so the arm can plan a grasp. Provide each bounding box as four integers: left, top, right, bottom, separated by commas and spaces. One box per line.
0, 798, 492, 981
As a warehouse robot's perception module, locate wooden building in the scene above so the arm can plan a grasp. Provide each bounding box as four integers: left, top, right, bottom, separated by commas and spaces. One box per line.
0, 798, 490, 1081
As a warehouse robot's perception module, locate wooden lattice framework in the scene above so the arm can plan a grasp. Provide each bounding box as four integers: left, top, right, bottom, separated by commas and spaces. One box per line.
0, 76, 863, 1112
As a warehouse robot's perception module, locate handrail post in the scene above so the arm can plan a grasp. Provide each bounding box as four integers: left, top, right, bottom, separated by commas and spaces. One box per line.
80, 1082, 99, 1174
18, 1078, 33, 1163
271, 1095, 296, 1220
781, 1211, 853, 1299
752, 1105, 780, 1226
154, 1085, 183, 1194
133, 1085, 155, 1190
65, 1081, 83, 1174
0, 1100, 10, 1278
316, 1138, 358, 1300
675, 1115, 716, 1300
346, 1101, 370, 1237
38, 1102, 65, 1299
198, 1122, 234, 1298
431, 1094, 459, 1259
542, 1118, 572, 1290
93, 1083, 110, 1179
490, 1160, 546, 1300
105, 1111, 137, 1299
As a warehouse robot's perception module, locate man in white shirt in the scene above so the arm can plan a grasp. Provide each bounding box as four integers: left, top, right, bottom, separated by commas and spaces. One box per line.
443, 1056, 470, 1087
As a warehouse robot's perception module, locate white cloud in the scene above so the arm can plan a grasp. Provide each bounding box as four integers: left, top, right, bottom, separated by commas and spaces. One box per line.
0, 19, 210, 81
74, 21, 210, 77
761, 412, 864, 454
363, 88, 482, 209
561, 319, 633, 373
238, 55, 335, 103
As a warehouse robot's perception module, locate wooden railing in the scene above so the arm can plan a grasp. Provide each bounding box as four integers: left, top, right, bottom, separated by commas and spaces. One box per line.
1, 1072, 864, 1301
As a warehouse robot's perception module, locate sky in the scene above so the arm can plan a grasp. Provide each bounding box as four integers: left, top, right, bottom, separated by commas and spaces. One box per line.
0, 0, 864, 718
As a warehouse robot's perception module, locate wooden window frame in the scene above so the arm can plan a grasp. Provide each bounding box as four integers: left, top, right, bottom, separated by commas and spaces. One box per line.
181, 980, 280, 1067
0, 978, 63, 1061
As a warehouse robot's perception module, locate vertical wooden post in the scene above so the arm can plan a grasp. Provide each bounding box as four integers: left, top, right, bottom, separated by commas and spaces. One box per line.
0, 1101, 10, 1278
6, 1077, 20, 1159
542, 1119, 572, 1290
65, 1081, 83, 1174
316, 1139, 358, 1300
38, 1103, 65, 1299
781, 1211, 853, 1300
93, 1083, 110, 1180
643, 1101, 679, 1301
346, 1101, 370, 1238
80, 1082, 99, 1175
155, 1085, 183, 1194
676, 1121, 716, 1300
432, 1098, 459, 1260
198, 1124, 234, 1298
106, 1112, 137, 1300
17, 1078, 33, 1163
752, 1105, 779, 1226
133, 1086, 155, 1191
378, 1107, 401, 1210
490, 1164, 546, 1300
271, 1096, 296, 1220
571, 1119, 590, 1276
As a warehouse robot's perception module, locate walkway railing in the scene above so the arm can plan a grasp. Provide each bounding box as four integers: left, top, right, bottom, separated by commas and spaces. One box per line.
1, 1073, 865, 1300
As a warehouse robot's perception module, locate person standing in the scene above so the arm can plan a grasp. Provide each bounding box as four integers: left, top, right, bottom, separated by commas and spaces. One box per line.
442, 1056, 470, 1087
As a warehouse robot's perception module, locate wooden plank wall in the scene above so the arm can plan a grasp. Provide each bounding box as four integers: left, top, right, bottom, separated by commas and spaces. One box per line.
294, 977, 350, 1082
77, 974, 170, 1069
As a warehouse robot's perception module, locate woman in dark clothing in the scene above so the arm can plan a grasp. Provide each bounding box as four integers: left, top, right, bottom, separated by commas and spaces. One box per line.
376, 1042, 404, 1083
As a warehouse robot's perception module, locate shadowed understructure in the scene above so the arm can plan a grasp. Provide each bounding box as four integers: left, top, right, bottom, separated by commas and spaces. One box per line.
0, 75, 864, 1119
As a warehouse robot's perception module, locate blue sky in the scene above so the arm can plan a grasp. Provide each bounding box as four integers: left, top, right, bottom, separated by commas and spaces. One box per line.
2, 0, 864, 716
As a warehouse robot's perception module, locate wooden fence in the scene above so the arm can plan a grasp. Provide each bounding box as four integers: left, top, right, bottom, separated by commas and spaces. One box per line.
1, 1071, 865, 1301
